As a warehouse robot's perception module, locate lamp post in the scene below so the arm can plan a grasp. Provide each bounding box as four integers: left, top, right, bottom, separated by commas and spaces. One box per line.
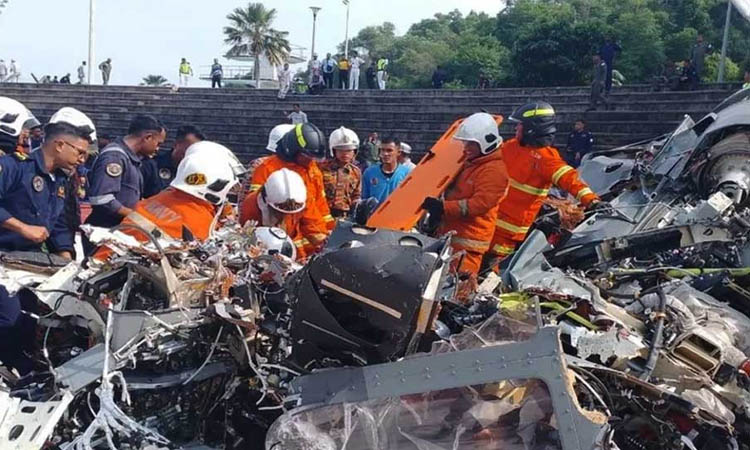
310, 6, 321, 60
88, 0, 95, 84
717, 0, 732, 83
343, 0, 351, 58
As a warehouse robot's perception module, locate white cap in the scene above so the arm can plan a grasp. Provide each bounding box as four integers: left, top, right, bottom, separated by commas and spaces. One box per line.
266, 124, 295, 152
184, 140, 246, 177
250, 227, 297, 260
453, 112, 502, 155
0, 97, 39, 138
262, 168, 307, 214
49, 107, 97, 146
400, 142, 412, 154
328, 126, 360, 155
171, 141, 240, 205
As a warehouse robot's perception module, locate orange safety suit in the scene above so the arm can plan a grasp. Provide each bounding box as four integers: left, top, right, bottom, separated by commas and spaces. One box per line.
249, 155, 333, 249
93, 188, 217, 260
240, 191, 322, 260
437, 150, 509, 275
490, 138, 598, 259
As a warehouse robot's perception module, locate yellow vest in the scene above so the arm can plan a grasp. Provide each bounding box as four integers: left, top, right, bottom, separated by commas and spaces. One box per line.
377, 59, 387, 71
338, 60, 349, 70
179, 63, 191, 74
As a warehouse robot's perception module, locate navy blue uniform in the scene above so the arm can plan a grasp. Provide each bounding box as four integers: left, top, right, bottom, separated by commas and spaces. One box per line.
0, 150, 74, 252
140, 150, 176, 198
86, 139, 143, 228
566, 130, 594, 168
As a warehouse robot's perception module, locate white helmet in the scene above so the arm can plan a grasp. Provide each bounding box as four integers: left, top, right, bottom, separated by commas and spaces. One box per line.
267, 124, 295, 152
184, 141, 246, 177
171, 141, 240, 205
262, 168, 307, 214
400, 142, 412, 154
250, 227, 297, 260
0, 97, 39, 142
453, 112, 502, 155
48, 107, 97, 150
328, 126, 359, 156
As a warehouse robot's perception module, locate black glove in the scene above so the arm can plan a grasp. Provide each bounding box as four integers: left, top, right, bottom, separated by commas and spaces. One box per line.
585, 200, 611, 214
352, 197, 380, 226
421, 197, 444, 217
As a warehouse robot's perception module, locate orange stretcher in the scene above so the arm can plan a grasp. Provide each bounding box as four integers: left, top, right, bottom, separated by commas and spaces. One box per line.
366, 115, 504, 231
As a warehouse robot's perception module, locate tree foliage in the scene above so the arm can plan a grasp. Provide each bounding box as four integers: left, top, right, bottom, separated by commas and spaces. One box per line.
141, 75, 168, 86
224, 2, 291, 83
335, 1, 749, 88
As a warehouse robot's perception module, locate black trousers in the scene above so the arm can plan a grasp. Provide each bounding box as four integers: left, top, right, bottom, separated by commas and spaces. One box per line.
323, 72, 333, 88
212, 76, 222, 88
339, 71, 349, 89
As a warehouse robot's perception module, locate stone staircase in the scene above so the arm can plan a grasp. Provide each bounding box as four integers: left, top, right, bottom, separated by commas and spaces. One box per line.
0, 83, 741, 162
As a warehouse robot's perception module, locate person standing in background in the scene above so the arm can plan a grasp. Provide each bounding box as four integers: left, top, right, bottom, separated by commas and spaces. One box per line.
178, 58, 194, 86
565, 120, 594, 168
338, 55, 350, 89
349, 52, 364, 90
277, 63, 292, 99
376, 56, 389, 90
587, 54, 610, 111
322, 53, 336, 89
210, 59, 223, 88
690, 34, 711, 86
0, 60, 8, 82
99, 58, 112, 85
599, 36, 621, 95
7, 60, 21, 83
285, 104, 308, 125
77, 61, 86, 84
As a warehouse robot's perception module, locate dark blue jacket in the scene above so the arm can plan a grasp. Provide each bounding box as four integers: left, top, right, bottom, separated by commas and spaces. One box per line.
566, 130, 594, 167
85, 139, 143, 228
141, 150, 177, 198
0, 150, 74, 252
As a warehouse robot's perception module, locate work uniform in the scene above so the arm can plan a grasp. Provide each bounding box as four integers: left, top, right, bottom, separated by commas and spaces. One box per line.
489, 138, 599, 260
338, 59, 350, 89
362, 163, 410, 205
438, 150, 509, 275
319, 159, 361, 218
86, 139, 143, 229
240, 191, 322, 259
0, 151, 74, 253
565, 130, 594, 168
249, 156, 333, 248
376, 58, 388, 90
93, 188, 218, 261
179, 62, 193, 86
141, 150, 177, 198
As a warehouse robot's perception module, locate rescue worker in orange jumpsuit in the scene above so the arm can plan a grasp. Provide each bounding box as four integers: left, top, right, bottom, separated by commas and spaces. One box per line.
249, 123, 333, 251
93, 142, 242, 259
487, 102, 607, 267
240, 168, 322, 259
420, 112, 509, 276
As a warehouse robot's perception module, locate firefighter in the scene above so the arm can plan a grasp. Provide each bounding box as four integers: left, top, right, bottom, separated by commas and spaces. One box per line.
240, 168, 323, 259
249, 123, 333, 251
320, 126, 362, 218
487, 102, 607, 267
94, 142, 241, 260
0, 97, 40, 156
421, 112, 509, 276
241, 123, 295, 200
0, 105, 96, 258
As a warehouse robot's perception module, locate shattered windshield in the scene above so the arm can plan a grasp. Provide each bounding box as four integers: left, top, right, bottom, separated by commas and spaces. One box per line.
647, 115, 698, 176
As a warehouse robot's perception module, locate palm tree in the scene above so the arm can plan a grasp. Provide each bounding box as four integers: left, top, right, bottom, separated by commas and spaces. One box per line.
224, 3, 291, 85
141, 75, 168, 86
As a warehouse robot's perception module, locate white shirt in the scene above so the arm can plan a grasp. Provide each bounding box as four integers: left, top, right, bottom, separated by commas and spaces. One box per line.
0, 63, 7, 76
288, 111, 308, 125
278, 68, 292, 85
350, 57, 364, 70
308, 59, 321, 71
10, 62, 19, 74
78, 65, 85, 78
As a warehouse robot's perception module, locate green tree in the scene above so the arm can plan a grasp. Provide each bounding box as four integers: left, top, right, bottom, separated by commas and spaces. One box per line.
704, 52, 742, 81
612, 7, 665, 82
223, 2, 291, 84
340, 22, 397, 59
141, 75, 168, 86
